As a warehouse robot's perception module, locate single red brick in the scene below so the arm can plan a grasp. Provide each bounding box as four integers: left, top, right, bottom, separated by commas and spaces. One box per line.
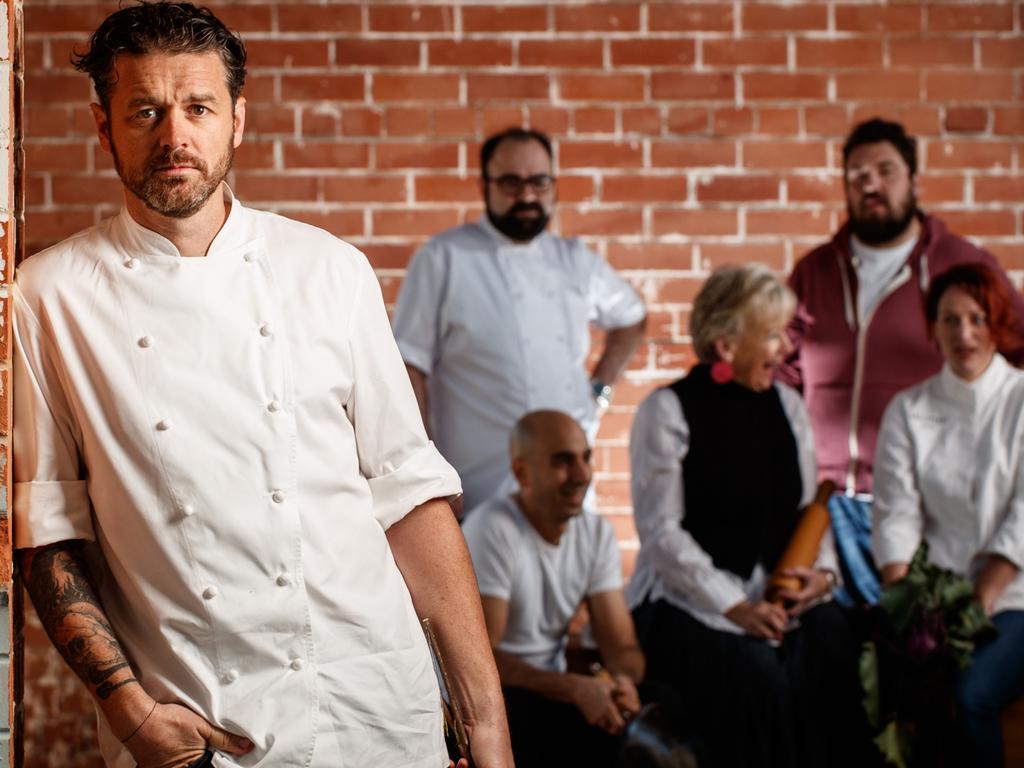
246, 40, 330, 68
281, 141, 370, 169
747, 209, 833, 237
360, 243, 416, 270
916, 174, 967, 203
243, 74, 277, 102
973, 177, 1024, 203
926, 141, 1013, 170
281, 74, 364, 102
850, 104, 941, 136
651, 140, 735, 168
479, 107, 527, 136
368, 5, 454, 33
797, 39, 883, 69
980, 39, 1024, 69
559, 73, 645, 102
24, 4, 112, 33
323, 175, 408, 203
652, 72, 735, 101
467, 74, 550, 101
668, 107, 712, 134
744, 73, 828, 101
787, 174, 845, 204
607, 242, 695, 270
944, 107, 989, 134
651, 208, 740, 237
373, 209, 461, 237
744, 140, 828, 169
574, 107, 616, 134
26, 106, 69, 137
710, 107, 753, 136
834, 4, 922, 33
558, 207, 643, 236
246, 104, 297, 136
529, 107, 572, 136
700, 242, 787, 271
288, 209, 364, 237
648, 4, 733, 32
804, 106, 850, 137
622, 107, 663, 135
602, 176, 686, 203
610, 39, 696, 67
232, 174, 319, 202
375, 142, 459, 170
553, 176, 597, 204
25, 141, 87, 172
373, 74, 460, 103
559, 141, 643, 169
461, 5, 549, 32
553, 4, 640, 32
835, 72, 921, 101
939, 210, 1016, 237
890, 38, 975, 69
993, 107, 1024, 135
757, 107, 802, 136
339, 107, 383, 137
926, 73, 1015, 102
25, 73, 89, 103
277, 4, 361, 32
434, 107, 477, 137
50, 174, 130, 205
334, 39, 421, 68
384, 107, 432, 137
986, 244, 1024, 272
214, 4, 274, 32
414, 175, 479, 203
927, 4, 1013, 32
696, 175, 780, 202
742, 3, 827, 31
520, 40, 604, 69
428, 40, 513, 68
703, 39, 788, 68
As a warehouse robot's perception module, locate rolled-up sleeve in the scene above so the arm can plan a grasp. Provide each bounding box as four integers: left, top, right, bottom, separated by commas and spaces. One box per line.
12, 283, 94, 548
391, 243, 445, 376
347, 258, 461, 529
583, 245, 646, 331
872, 395, 924, 567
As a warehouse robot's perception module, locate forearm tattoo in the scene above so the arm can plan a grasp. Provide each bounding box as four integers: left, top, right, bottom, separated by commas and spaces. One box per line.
19, 543, 139, 700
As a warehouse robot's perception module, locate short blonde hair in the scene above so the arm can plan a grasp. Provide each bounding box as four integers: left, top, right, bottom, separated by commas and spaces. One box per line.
690, 263, 796, 363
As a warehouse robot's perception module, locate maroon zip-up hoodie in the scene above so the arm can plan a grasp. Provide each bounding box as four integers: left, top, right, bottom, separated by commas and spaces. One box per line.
778, 212, 1024, 495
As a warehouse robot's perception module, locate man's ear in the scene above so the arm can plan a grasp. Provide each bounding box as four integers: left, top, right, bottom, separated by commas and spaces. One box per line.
712, 336, 736, 364
511, 456, 528, 488
232, 96, 246, 149
90, 103, 112, 154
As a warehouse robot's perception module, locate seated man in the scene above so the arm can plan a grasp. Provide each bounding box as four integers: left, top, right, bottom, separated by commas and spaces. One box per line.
461, 410, 643, 767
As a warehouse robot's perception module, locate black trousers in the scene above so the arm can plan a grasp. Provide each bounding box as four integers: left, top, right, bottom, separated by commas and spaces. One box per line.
503, 685, 620, 767
634, 600, 871, 768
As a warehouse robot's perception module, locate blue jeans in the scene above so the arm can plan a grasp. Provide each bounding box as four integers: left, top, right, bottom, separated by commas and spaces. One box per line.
957, 609, 1024, 768
827, 493, 881, 606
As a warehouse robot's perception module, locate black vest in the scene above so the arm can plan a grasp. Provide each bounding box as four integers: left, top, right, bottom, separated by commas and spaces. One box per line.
669, 365, 803, 580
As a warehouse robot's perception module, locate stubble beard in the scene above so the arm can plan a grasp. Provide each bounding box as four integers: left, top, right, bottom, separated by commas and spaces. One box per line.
849, 190, 918, 246
112, 140, 234, 219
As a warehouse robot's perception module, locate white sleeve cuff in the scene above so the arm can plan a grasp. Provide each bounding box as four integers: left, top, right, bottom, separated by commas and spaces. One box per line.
368, 442, 462, 530
14, 480, 95, 548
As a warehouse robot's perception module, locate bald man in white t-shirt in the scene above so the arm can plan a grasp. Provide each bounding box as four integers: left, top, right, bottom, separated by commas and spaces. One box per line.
461, 410, 645, 767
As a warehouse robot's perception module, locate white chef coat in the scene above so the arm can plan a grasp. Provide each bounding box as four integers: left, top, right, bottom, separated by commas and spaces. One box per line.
873, 353, 1024, 614
13, 186, 461, 768
462, 495, 622, 673
392, 216, 646, 511
625, 382, 837, 634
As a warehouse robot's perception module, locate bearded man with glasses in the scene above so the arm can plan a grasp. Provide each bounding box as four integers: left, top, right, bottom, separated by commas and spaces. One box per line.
393, 128, 647, 517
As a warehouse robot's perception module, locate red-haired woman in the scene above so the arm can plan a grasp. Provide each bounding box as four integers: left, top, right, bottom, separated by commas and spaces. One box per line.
873, 262, 1024, 767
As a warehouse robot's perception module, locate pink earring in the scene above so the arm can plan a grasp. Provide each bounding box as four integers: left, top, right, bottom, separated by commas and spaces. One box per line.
711, 360, 734, 384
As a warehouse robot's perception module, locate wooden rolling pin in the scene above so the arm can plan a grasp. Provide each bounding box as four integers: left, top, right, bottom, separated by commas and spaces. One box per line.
766, 479, 836, 605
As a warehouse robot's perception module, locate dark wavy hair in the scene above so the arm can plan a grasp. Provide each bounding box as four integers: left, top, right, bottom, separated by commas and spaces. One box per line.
72, 1, 247, 111
843, 118, 917, 178
480, 128, 553, 178
925, 262, 1023, 354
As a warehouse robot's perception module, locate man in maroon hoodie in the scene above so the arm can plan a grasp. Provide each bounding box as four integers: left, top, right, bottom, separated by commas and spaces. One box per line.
779, 117, 1024, 605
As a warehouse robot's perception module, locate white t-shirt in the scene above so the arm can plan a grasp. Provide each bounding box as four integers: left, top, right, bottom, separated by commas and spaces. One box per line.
13, 186, 461, 768
392, 217, 646, 511
851, 234, 918, 321
873, 354, 1024, 614
461, 496, 623, 672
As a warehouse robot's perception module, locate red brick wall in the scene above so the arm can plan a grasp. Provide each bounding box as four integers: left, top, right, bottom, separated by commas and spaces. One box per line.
20, 1, 1024, 764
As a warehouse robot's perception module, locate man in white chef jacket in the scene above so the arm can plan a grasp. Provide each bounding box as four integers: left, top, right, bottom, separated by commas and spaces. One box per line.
12, 4, 512, 768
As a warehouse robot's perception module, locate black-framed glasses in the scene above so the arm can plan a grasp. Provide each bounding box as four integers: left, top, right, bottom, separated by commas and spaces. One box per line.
485, 173, 556, 196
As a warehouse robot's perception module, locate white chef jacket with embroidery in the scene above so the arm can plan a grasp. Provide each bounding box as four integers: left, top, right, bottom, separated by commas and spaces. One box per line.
873, 353, 1024, 614
13, 186, 461, 768
392, 216, 646, 511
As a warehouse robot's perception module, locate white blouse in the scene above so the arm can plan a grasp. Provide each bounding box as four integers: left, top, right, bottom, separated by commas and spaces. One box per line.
625, 381, 835, 634
873, 353, 1024, 614
13, 187, 461, 768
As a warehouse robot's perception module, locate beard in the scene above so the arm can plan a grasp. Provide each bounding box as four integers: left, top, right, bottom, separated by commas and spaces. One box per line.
486, 201, 550, 242
111, 141, 234, 219
848, 190, 918, 246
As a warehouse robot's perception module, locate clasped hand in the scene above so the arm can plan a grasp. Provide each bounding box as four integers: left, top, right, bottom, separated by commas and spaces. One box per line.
572, 672, 641, 735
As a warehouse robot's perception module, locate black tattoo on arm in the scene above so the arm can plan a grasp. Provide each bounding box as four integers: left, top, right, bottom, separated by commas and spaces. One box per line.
19, 542, 139, 700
